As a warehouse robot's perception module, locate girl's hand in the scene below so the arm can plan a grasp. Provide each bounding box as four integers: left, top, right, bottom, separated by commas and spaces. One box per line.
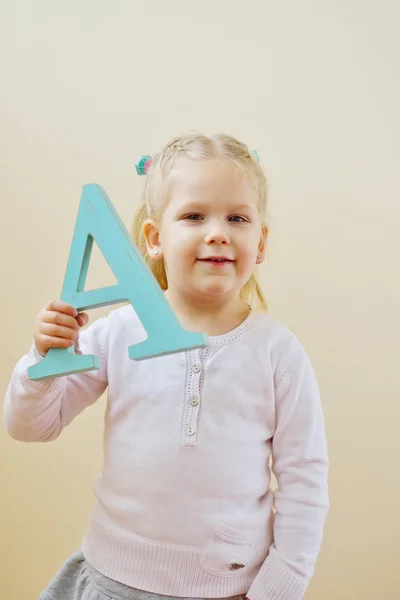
33, 300, 89, 357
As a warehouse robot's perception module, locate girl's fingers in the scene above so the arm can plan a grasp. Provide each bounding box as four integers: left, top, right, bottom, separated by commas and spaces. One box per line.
42, 311, 80, 331
39, 335, 75, 349
76, 313, 89, 328
34, 303, 88, 356
40, 323, 79, 341
45, 300, 78, 318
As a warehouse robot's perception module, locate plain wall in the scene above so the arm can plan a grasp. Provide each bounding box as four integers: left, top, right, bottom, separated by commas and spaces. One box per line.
1, 1, 399, 598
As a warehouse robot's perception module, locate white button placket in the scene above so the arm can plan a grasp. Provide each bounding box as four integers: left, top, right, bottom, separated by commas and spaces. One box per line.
182, 349, 203, 446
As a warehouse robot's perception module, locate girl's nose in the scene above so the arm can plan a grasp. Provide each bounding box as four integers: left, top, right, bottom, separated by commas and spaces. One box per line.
204, 226, 230, 245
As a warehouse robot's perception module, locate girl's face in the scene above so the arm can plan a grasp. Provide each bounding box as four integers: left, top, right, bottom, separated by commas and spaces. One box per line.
144, 160, 267, 305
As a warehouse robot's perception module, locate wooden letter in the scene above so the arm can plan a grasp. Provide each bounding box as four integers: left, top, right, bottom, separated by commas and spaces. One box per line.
28, 184, 207, 380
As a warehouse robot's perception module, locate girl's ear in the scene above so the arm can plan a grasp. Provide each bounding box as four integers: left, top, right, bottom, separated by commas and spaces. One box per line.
143, 219, 163, 260
256, 224, 268, 264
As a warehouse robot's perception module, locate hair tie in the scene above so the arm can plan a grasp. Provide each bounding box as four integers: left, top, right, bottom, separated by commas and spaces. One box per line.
135, 149, 259, 176
136, 155, 152, 176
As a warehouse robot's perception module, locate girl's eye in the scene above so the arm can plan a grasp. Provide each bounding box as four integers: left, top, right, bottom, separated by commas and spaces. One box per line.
228, 215, 247, 223
182, 214, 248, 222
184, 214, 203, 221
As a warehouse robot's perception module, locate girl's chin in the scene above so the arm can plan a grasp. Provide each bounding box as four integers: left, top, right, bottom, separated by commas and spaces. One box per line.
190, 282, 238, 300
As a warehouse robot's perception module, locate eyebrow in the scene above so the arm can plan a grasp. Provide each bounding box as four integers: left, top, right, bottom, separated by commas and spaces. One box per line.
174, 200, 254, 211
231, 203, 254, 210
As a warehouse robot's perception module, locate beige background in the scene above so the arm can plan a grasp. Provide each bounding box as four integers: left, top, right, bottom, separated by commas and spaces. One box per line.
1, 1, 399, 598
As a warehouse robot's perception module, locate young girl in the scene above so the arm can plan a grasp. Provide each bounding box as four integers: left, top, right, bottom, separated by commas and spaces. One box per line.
4, 133, 329, 600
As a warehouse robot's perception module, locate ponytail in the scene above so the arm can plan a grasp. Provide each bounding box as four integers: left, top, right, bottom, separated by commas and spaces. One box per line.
240, 272, 268, 312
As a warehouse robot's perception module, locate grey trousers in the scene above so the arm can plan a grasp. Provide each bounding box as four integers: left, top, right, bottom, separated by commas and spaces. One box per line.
39, 551, 246, 600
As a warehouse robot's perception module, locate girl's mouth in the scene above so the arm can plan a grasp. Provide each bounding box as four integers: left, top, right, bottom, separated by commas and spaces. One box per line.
198, 257, 234, 265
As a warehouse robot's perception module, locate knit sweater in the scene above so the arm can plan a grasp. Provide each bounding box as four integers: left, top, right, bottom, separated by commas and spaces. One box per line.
4, 307, 329, 600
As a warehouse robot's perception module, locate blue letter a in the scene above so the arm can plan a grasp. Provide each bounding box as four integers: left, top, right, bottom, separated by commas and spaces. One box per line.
28, 184, 207, 381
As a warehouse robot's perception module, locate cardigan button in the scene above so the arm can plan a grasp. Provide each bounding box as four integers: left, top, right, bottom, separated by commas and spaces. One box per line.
186, 425, 196, 436
188, 396, 200, 407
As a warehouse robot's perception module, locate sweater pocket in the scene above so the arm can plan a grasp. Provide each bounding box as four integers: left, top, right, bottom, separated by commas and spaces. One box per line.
201, 526, 257, 578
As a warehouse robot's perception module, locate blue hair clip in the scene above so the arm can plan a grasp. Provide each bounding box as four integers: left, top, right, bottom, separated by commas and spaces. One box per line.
252, 150, 260, 162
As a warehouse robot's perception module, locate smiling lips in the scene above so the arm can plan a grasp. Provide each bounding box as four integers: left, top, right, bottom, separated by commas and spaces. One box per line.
198, 256, 234, 265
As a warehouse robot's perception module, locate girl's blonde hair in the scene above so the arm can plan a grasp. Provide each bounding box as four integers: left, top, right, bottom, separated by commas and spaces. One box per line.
131, 132, 268, 311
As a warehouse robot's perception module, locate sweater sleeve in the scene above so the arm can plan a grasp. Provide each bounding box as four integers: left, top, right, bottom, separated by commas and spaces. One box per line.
247, 340, 329, 600
3, 316, 109, 442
